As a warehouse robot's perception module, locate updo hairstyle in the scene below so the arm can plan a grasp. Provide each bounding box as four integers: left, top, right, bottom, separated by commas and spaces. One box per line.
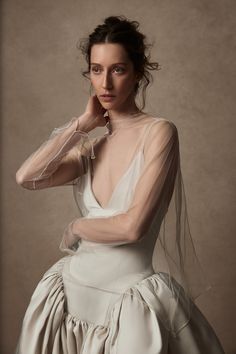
78, 15, 161, 110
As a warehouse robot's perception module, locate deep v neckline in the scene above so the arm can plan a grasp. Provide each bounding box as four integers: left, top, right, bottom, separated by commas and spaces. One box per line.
87, 117, 162, 210
88, 150, 143, 210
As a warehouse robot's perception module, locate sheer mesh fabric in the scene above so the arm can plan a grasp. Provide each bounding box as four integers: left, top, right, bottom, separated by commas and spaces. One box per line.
15, 116, 96, 190
16, 113, 211, 335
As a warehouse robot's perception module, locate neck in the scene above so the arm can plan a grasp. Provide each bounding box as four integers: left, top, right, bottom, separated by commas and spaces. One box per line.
106, 94, 140, 120
104, 94, 146, 133
105, 111, 147, 134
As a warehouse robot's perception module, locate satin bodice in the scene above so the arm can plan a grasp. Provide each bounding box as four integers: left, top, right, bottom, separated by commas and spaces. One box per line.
70, 149, 160, 290
68, 117, 176, 291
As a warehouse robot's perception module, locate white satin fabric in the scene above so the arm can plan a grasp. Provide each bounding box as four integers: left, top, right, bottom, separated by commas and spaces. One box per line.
15, 127, 225, 353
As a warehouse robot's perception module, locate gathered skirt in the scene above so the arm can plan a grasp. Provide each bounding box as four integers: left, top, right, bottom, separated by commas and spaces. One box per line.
15, 255, 225, 354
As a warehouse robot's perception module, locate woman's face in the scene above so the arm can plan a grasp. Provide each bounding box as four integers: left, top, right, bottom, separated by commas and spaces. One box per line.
89, 43, 138, 112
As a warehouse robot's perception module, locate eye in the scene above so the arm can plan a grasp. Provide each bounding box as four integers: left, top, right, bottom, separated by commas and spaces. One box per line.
113, 66, 125, 74
91, 67, 101, 74
91, 66, 125, 74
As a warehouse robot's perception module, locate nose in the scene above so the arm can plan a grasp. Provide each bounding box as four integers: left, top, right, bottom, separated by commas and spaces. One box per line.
102, 70, 113, 90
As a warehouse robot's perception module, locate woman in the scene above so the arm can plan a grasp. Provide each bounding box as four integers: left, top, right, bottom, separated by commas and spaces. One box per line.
15, 15, 225, 354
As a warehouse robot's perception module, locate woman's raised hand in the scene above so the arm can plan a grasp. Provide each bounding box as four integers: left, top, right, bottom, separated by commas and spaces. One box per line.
78, 95, 108, 132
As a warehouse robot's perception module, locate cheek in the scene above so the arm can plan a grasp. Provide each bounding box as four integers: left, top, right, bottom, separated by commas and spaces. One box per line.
90, 77, 98, 87
119, 75, 135, 89
119, 78, 136, 96
90, 74, 101, 86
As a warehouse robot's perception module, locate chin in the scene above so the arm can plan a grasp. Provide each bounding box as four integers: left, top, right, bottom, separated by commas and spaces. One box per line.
101, 102, 117, 108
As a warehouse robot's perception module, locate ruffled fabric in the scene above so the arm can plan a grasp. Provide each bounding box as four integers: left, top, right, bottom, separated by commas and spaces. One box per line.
15, 256, 225, 354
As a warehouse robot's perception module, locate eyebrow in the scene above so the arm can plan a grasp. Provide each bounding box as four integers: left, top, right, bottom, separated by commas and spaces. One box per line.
90, 62, 128, 66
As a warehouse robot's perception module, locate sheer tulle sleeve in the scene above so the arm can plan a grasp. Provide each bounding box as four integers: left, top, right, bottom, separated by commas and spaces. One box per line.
15, 116, 98, 190
70, 120, 178, 244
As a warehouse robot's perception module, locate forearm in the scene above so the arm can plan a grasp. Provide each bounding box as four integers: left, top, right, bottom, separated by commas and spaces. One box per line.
59, 215, 134, 254
16, 113, 91, 186
72, 215, 135, 245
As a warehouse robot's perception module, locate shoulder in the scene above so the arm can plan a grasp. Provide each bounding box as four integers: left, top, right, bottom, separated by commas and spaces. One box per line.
145, 116, 178, 139
141, 116, 179, 158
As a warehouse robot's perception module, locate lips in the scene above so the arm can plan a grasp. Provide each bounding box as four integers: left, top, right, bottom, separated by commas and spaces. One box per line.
100, 95, 116, 102
100, 94, 115, 97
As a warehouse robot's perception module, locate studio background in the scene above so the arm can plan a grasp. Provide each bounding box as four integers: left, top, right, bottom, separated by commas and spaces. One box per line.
1, 1, 235, 353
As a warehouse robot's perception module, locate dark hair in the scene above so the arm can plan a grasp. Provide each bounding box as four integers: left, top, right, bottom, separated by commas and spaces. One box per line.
78, 15, 161, 110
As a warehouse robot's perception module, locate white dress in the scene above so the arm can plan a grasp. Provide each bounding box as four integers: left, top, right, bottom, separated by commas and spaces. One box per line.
15, 113, 225, 353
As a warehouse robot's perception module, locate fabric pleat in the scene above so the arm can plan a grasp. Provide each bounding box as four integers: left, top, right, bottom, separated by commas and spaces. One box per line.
16, 256, 225, 354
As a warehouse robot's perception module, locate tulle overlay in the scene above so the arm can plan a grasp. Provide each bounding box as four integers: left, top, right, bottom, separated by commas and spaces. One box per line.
15, 113, 225, 353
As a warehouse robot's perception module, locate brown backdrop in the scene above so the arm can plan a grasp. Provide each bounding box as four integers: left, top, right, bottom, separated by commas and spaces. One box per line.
1, 0, 235, 353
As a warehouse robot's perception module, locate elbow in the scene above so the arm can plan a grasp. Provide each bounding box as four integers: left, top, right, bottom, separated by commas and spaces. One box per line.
15, 170, 25, 186
125, 219, 143, 243
128, 230, 143, 243
15, 170, 35, 190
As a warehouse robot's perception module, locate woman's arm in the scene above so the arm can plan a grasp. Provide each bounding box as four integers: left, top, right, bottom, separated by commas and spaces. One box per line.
64, 120, 179, 247
16, 95, 107, 190
15, 113, 102, 190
